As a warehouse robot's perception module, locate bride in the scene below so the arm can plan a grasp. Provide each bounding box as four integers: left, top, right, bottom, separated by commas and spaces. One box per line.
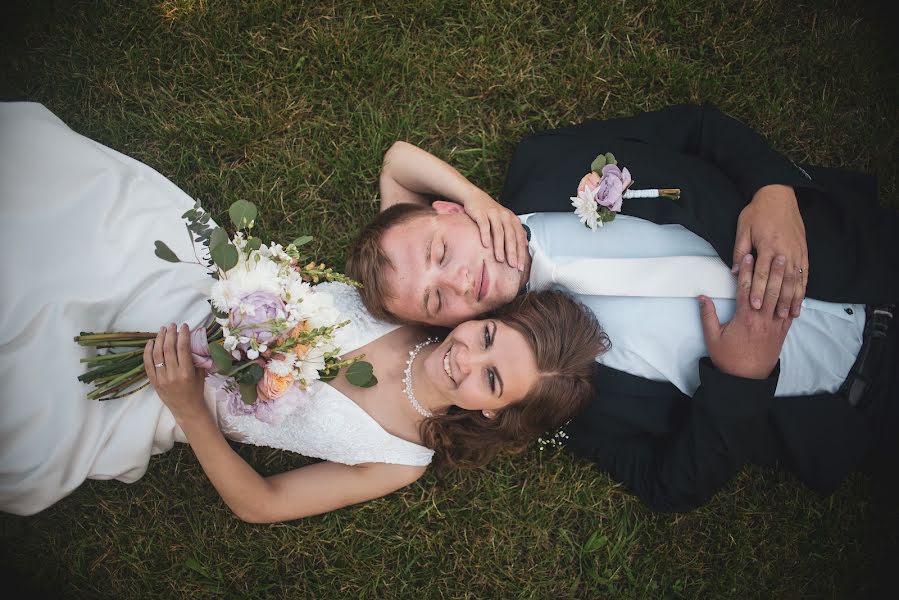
0, 103, 606, 522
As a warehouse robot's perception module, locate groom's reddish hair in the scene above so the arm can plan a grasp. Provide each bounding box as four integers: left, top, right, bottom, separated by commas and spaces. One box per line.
345, 203, 435, 324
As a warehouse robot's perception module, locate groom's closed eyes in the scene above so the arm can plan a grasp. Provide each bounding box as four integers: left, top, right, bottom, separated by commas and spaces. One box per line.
380, 208, 525, 327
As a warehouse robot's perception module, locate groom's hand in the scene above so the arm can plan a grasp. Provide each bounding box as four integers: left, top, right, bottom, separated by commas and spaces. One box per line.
733, 184, 807, 319
461, 187, 529, 271
699, 253, 793, 380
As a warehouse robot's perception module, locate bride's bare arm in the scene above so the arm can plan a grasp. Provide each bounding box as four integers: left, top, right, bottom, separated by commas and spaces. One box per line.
144, 324, 426, 523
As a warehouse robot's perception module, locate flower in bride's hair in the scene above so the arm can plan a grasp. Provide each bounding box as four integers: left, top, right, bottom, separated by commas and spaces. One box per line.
571, 188, 602, 231
258, 368, 294, 400
594, 164, 631, 212
189, 326, 216, 371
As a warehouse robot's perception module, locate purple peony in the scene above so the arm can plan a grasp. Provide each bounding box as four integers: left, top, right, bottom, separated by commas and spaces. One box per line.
189, 326, 216, 371
229, 291, 286, 345
207, 373, 310, 425
254, 384, 311, 425
594, 164, 632, 212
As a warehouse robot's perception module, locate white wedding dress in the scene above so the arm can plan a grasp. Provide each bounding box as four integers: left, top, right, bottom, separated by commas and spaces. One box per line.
0, 103, 432, 516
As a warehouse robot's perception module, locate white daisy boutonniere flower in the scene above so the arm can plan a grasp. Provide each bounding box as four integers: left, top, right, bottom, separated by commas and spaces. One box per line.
571, 152, 681, 231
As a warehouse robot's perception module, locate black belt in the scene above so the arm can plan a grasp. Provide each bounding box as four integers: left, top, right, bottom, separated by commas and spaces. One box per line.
840, 304, 895, 409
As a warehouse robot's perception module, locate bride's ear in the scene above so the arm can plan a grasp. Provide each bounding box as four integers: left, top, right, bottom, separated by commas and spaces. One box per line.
481, 409, 496, 419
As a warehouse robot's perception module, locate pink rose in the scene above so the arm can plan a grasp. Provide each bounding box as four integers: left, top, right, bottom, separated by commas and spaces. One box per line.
189, 326, 216, 372
594, 164, 632, 213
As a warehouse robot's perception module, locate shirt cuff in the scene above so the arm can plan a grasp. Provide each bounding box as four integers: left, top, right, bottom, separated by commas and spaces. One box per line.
696, 357, 780, 418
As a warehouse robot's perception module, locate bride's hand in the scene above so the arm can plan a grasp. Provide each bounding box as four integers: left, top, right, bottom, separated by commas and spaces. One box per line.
144, 323, 207, 420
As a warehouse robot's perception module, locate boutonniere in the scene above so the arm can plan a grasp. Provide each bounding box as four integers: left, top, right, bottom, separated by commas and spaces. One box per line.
570, 152, 681, 230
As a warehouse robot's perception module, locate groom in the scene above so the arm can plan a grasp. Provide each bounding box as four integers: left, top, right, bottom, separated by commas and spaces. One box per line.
346, 103, 898, 512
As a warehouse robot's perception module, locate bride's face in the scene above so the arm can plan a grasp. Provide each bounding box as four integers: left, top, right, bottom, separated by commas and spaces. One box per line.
421, 318, 539, 413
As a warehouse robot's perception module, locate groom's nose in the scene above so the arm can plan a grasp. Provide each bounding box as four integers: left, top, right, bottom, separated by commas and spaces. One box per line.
441, 265, 472, 297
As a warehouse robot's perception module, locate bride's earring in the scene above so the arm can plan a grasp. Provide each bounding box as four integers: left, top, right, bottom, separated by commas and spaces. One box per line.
482, 410, 495, 419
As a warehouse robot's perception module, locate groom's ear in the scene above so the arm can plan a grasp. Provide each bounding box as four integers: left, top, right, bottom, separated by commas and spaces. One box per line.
432, 200, 465, 215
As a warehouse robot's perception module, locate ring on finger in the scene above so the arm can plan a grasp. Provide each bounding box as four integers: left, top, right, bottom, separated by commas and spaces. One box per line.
154, 362, 165, 368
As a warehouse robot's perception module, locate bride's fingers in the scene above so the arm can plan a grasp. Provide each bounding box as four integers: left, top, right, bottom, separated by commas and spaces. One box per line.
143, 340, 158, 383
152, 326, 166, 370
163, 322, 179, 369
176, 324, 191, 371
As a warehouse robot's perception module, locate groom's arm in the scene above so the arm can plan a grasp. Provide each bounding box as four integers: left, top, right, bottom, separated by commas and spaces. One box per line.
379, 141, 529, 267
502, 102, 811, 317
567, 360, 778, 513
567, 252, 793, 512
510, 103, 813, 202
379, 141, 480, 210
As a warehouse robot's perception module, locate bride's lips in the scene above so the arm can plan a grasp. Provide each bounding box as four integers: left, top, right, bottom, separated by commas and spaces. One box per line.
442, 345, 457, 386
476, 261, 489, 302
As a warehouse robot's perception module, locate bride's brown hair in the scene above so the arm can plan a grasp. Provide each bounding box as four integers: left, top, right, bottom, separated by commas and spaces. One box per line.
419, 290, 609, 470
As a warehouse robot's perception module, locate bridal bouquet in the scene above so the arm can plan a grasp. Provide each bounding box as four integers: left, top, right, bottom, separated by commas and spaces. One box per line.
75, 200, 374, 424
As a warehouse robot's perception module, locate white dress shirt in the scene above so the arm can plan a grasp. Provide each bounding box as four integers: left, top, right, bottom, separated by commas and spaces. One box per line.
521, 212, 865, 397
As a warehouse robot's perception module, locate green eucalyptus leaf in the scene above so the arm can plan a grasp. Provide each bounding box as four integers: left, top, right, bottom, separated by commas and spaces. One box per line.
291, 235, 313, 247
154, 241, 181, 263
228, 200, 257, 230
318, 369, 337, 383
604, 152, 617, 165
239, 382, 258, 405
211, 242, 239, 272
246, 237, 262, 252
210, 227, 229, 250
590, 154, 607, 173
209, 344, 233, 371
359, 374, 378, 388
235, 363, 264, 385
346, 361, 375, 387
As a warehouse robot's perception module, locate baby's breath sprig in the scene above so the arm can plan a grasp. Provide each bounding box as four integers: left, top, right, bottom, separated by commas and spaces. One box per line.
536, 421, 571, 452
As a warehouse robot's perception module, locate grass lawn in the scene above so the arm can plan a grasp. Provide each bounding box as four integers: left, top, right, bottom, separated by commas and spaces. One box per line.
1, 0, 897, 598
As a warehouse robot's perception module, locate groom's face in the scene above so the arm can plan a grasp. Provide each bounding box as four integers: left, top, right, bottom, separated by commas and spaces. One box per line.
380, 202, 526, 326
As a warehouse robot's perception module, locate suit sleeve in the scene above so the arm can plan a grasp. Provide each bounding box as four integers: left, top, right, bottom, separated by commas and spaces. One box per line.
501, 102, 813, 212
567, 358, 779, 513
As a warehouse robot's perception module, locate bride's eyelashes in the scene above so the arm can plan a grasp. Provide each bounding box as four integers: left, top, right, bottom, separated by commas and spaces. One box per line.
483, 322, 498, 394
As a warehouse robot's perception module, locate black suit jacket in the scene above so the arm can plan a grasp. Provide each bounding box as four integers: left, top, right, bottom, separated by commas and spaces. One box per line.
499, 103, 899, 512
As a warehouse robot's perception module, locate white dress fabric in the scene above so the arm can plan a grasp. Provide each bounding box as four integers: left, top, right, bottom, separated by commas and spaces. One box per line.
0, 103, 432, 517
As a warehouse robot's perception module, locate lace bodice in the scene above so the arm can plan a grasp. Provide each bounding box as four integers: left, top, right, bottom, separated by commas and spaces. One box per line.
207, 283, 434, 467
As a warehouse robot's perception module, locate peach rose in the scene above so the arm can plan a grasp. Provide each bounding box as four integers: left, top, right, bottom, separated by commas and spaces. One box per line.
257, 369, 294, 400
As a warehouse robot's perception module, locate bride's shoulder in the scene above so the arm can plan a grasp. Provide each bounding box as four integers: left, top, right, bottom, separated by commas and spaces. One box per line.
313, 281, 399, 349
313, 281, 365, 315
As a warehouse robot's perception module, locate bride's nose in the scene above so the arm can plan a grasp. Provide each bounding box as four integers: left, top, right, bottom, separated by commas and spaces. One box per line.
454, 342, 486, 377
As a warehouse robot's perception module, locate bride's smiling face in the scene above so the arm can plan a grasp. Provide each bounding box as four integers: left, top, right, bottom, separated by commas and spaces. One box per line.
420, 318, 539, 414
